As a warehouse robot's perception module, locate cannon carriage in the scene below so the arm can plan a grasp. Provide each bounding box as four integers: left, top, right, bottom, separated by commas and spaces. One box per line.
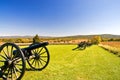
72, 41, 92, 50
0, 42, 50, 80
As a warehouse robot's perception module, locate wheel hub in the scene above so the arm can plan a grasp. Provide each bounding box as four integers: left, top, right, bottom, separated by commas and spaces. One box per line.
4, 60, 14, 68
34, 53, 40, 60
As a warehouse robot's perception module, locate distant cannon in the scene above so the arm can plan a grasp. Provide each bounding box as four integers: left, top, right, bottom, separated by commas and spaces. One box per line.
72, 41, 92, 50
0, 42, 50, 80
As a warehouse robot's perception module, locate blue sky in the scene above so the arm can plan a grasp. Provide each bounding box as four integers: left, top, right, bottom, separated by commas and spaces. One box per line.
0, 0, 120, 36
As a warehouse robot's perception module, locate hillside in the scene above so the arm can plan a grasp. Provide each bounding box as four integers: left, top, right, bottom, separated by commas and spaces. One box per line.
61, 34, 120, 39
0, 34, 120, 39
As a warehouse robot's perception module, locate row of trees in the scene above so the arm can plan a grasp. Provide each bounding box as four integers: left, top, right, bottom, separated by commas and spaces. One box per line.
0, 34, 119, 44
0, 34, 40, 43
90, 36, 120, 44
0, 38, 32, 43
0, 35, 102, 44
103, 38, 120, 41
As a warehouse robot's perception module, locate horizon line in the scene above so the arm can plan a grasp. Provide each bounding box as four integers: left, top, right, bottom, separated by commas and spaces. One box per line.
0, 34, 119, 37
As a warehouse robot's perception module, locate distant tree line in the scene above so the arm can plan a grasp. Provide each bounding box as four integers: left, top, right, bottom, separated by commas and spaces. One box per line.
0, 38, 33, 43
0, 34, 120, 44
102, 38, 120, 42
90, 36, 120, 44
0, 34, 41, 43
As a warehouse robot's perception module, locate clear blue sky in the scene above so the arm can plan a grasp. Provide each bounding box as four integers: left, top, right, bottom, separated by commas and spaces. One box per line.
0, 0, 120, 36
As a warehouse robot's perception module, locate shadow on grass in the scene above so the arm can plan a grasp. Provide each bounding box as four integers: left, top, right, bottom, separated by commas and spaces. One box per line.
25, 68, 40, 71
72, 47, 86, 51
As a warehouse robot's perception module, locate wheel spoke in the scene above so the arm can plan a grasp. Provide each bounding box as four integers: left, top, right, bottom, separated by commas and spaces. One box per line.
0, 60, 5, 62
13, 57, 20, 61
14, 65, 22, 73
5, 68, 10, 78
36, 48, 39, 53
13, 67, 18, 79
31, 59, 35, 65
15, 63, 23, 67
1, 66, 7, 73
38, 59, 43, 66
38, 47, 43, 54
28, 58, 34, 62
40, 51, 46, 55
11, 46, 13, 58
37, 60, 40, 67
11, 68, 13, 80
3, 49, 8, 58
0, 54, 7, 60
40, 56, 48, 57
34, 60, 37, 67
13, 57, 22, 64
6, 45, 10, 57
40, 58, 47, 63
35, 49, 38, 53
33, 50, 36, 53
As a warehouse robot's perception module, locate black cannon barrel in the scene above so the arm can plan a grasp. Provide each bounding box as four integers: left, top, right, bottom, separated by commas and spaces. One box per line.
13, 42, 49, 56
24, 42, 49, 50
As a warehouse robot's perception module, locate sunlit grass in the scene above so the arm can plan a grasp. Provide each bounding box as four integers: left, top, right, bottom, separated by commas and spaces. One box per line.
22, 45, 120, 80
0, 45, 120, 80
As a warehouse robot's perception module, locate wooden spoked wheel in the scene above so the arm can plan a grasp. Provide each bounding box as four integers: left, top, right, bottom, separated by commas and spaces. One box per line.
27, 43, 50, 70
0, 43, 26, 80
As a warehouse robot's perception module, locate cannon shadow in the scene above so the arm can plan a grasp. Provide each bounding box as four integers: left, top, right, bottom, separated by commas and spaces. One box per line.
25, 68, 42, 71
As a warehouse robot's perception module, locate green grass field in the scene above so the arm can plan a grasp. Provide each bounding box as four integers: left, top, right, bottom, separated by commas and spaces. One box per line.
20, 45, 120, 80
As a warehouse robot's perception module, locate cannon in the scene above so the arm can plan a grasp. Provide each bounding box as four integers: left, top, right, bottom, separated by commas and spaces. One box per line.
72, 41, 87, 50
0, 42, 50, 80
72, 41, 92, 50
